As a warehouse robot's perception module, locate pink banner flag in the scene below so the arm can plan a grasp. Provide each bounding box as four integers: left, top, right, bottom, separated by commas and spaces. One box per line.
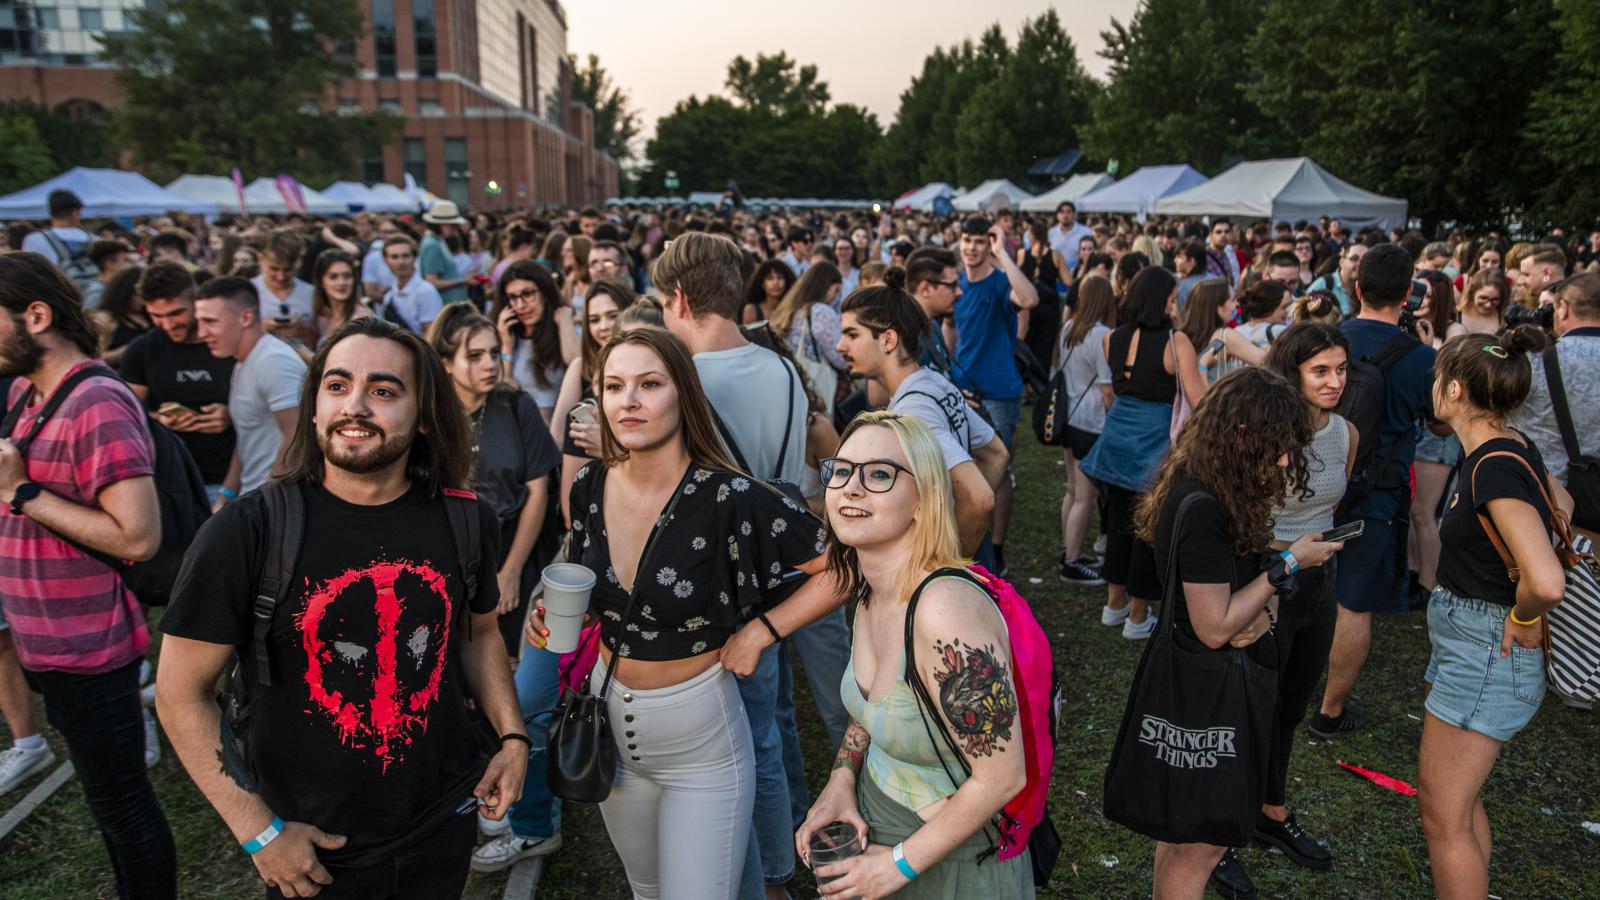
275, 174, 307, 214
231, 168, 248, 214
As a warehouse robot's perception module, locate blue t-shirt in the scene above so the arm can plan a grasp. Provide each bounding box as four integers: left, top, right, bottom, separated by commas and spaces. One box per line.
1341, 317, 1436, 520
954, 269, 1022, 400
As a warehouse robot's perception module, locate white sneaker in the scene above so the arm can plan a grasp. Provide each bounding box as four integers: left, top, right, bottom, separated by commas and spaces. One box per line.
478, 810, 512, 837
1093, 533, 1108, 556
140, 682, 158, 707
470, 831, 563, 872
1122, 615, 1158, 640
1101, 604, 1130, 627
0, 743, 56, 796
143, 709, 161, 768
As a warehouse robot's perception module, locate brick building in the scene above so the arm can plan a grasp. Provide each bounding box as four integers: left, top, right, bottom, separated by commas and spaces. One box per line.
0, 0, 618, 211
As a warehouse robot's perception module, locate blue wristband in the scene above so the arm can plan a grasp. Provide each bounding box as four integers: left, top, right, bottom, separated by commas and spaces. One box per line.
219, 486, 239, 500
892, 842, 918, 880
241, 817, 283, 855
1280, 549, 1299, 575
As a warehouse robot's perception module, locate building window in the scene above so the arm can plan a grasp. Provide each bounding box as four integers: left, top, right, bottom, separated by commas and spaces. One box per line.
419, 100, 444, 117
516, 12, 527, 109
378, 99, 402, 113
363, 155, 386, 185
413, 0, 436, 79
445, 138, 469, 209
337, 98, 362, 116
372, 0, 396, 78
78, 9, 103, 31
528, 25, 539, 111
403, 138, 428, 188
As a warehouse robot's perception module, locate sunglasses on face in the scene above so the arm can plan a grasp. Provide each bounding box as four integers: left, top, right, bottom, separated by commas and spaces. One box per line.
820, 458, 914, 493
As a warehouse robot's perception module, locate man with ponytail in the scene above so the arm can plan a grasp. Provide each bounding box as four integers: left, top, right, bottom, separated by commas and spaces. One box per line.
837, 268, 1009, 555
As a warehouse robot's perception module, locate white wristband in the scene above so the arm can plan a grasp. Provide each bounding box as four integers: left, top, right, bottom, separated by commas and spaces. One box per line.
241, 816, 283, 855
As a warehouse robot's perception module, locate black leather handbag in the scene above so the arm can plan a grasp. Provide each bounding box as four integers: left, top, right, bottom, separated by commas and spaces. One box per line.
545, 475, 687, 803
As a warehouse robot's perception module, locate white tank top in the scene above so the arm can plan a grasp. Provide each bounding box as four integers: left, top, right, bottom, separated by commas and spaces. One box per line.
1272, 413, 1350, 541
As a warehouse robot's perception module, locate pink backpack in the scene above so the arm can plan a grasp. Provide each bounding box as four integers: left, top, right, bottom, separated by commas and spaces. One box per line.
904, 564, 1061, 883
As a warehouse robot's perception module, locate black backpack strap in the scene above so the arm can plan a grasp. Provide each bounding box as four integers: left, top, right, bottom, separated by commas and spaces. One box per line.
255, 482, 304, 687
442, 488, 483, 605
710, 408, 753, 473
773, 358, 797, 480
1542, 344, 1584, 464
1369, 332, 1418, 372
4, 366, 117, 453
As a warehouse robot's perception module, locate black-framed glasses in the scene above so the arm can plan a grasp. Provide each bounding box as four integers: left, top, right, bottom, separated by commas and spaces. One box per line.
820, 458, 914, 493
504, 288, 540, 305
932, 279, 960, 290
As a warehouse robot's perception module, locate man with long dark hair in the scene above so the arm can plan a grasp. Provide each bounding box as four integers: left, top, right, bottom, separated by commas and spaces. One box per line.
157, 317, 527, 899
0, 252, 176, 894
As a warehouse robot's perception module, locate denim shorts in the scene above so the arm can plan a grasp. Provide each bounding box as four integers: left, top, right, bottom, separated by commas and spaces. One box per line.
982, 395, 1022, 452
1415, 430, 1462, 467
1424, 587, 1546, 742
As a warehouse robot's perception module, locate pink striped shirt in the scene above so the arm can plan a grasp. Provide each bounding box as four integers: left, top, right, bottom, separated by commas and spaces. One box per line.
1, 361, 154, 674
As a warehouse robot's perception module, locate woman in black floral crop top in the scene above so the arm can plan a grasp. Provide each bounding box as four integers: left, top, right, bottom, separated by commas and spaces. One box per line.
527, 326, 826, 899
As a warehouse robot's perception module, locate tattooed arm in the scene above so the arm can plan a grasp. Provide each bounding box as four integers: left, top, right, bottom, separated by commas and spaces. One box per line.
834, 721, 872, 775
796, 719, 873, 863
898, 576, 1026, 872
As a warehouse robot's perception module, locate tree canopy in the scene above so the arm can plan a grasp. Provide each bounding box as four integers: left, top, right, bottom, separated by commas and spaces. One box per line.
98, 0, 397, 185
570, 52, 643, 169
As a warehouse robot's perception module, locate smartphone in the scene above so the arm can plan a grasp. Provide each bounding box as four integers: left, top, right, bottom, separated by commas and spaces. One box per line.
157, 402, 199, 418
274, 302, 292, 325
1406, 280, 1428, 310
1323, 520, 1366, 543
568, 400, 597, 427
1206, 338, 1225, 356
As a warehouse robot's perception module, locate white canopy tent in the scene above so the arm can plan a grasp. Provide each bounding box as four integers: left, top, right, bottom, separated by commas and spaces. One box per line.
892, 182, 955, 212
1154, 157, 1408, 231
165, 175, 250, 214
1076, 165, 1208, 219
366, 183, 421, 213
321, 181, 384, 212
244, 178, 346, 215
1018, 173, 1116, 212
0, 167, 218, 219
951, 179, 1034, 213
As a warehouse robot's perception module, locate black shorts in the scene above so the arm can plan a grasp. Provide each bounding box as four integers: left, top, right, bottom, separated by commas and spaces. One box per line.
1065, 426, 1099, 461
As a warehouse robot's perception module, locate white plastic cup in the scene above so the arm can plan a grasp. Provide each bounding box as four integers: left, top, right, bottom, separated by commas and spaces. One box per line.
539, 563, 596, 654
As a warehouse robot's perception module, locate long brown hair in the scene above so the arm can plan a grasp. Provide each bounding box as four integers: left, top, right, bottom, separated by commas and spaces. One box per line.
310, 250, 360, 325
1136, 366, 1312, 554
1063, 274, 1115, 348
278, 316, 474, 494
489, 261, 564, 388
771, 261, 841, 336
425, 301, 520, 396
582, 278, 637, 382
1177, 278, 1231, 352
593, 326, 740, 473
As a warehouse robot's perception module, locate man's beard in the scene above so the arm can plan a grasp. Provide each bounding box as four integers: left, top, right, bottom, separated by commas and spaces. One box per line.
0, 320, 44, 378
317, 419, 416, 475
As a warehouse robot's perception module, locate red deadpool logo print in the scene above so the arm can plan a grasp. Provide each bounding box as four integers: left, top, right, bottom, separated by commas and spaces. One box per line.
297, 559, 454, 771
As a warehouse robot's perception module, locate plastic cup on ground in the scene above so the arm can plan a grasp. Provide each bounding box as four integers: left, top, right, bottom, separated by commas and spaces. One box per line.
540, 563, 595, 654
809, 821, 862, 896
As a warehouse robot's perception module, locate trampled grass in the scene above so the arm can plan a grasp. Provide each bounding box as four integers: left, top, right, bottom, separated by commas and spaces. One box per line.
3, 413, 1597, 898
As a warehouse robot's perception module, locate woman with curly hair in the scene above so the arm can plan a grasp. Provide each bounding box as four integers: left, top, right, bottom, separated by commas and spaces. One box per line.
1131, 366, 1344, 900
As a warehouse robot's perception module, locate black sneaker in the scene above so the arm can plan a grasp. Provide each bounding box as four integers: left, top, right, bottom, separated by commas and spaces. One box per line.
1208, 849, 1257, 899
1058, 556, 1105, 585
992, 545, 1009, 579
1255, 811, 1333, 871
1073, 553, 1105, 567
1307, 698, 1366, 739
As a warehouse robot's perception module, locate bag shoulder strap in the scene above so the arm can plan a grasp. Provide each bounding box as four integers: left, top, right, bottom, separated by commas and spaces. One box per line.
1469, 449, 1577, 585
1542, 345, 1584, 463
594, 468, 692, 700
5, 366, 117, 452
774, 358, 796, 479
1370, 332, 1419, 371
42, 230, 84, 266
441, 488, 483, 605
254, 481, 305, 687
1158, 493, 1210, 630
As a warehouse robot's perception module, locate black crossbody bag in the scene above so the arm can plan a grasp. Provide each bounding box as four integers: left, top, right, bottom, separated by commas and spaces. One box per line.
545, 471, 688, 803
1543, 345, 1600, 531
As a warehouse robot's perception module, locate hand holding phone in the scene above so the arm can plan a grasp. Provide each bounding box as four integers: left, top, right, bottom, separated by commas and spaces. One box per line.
1321, 520, 1365, 543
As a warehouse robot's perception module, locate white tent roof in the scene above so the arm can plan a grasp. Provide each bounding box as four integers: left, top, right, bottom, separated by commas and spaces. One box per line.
244, 178, 346, 215
892, 182, 955, 212
1019, 173, 1116, 212
0, 167, 218, 219
321, 181, 383, 212
165, 175, 251, 214
1154, 157, 1408, 231
951, 179, 1034, 213
366, 183, 421, 213
1076, 165, 1208, 218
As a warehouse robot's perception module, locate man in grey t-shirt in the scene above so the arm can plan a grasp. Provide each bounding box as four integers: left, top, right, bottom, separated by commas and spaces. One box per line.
1509, 274, 1600, 502
194, 277, 306, 498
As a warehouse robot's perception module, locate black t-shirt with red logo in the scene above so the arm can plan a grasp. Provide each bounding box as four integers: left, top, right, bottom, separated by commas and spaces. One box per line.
162, 481, 500, 863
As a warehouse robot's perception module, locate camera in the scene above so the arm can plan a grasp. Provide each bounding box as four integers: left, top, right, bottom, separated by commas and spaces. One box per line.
1504, 303, 1554, 329
1398, 279, 1427, 332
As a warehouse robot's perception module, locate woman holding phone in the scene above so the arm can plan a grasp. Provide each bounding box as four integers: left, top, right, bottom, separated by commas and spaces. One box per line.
1208, 324, 1359, 896
526, 327, 827, 899
491, 261, 579, 424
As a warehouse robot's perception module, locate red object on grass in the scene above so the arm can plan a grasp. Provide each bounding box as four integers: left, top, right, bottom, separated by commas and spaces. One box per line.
1337, 760, 1417, 796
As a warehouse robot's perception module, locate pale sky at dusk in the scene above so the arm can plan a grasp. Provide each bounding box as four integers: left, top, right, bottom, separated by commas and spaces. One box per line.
565, 0, 1141, 145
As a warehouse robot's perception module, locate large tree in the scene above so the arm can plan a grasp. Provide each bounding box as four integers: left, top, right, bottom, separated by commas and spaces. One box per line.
1527, 0, 1600, 225
98, 0, 397, 184
1083, 0, 1291, 176
1249, 0, 1556, 228
640, 54, 880, 197
570, 52, 641, 167
0, 111, 56, 195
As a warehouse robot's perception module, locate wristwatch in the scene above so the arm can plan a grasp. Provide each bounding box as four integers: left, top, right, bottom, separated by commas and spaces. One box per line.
9, 482, 42, 515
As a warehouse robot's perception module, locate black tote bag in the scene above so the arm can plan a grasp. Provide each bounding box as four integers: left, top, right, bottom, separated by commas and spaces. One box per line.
1102, 492, 1279, 847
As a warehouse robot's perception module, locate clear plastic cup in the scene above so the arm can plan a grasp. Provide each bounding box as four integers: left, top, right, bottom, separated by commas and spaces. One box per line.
808, 821, 862, 897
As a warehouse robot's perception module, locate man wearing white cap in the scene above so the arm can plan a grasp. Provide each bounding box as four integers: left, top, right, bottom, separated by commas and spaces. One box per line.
420, 200, 469, 303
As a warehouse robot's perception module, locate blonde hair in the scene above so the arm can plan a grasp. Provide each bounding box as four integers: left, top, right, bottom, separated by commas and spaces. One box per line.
1289, 292, 1342, 325
1131, 234, 1164, 268
824, 411, 964, 605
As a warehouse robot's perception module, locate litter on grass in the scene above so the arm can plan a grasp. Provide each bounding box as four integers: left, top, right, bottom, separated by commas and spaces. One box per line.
1099, 855, 1119, 868
1337, 761, 1417, 796
1028, 577, 1043, 585
1582, 821, 1600, 836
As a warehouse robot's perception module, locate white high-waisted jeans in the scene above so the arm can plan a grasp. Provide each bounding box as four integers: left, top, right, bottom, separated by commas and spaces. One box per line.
593, 662, 755, 900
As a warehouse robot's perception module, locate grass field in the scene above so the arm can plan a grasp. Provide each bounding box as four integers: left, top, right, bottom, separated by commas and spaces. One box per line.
3, 413, 1598, 899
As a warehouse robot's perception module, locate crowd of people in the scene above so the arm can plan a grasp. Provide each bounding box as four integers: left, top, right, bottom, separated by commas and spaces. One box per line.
0, 185, 1596, 900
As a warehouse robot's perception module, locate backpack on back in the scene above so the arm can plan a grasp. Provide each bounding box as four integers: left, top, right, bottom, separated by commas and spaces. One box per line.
2, 366, 211, 606
219, 481, 483, 791
1335, 332, 1419, 514
903, 564, 1062, 886
41, 230, 99, 292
